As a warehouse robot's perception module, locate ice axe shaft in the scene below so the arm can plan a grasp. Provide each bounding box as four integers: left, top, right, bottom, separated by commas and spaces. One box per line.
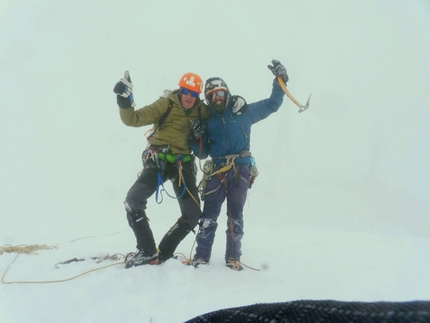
278, 77, 311, 113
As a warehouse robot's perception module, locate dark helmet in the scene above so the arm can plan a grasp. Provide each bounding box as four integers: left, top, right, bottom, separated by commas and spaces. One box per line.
204, 77, 230, 113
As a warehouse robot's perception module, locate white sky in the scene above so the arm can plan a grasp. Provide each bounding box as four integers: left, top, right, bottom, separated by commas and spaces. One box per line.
1, 0, 430, 240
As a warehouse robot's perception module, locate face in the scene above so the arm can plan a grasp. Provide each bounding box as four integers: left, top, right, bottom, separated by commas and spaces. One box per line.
209, 90, 226, 109
180, 88, 199, 109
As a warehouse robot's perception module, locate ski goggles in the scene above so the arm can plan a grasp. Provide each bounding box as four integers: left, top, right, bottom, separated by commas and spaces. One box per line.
181, 88, 199, 98
209, 90, 226, 100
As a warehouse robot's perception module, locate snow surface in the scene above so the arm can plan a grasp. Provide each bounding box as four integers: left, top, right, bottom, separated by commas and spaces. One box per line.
1, 0, 430, 322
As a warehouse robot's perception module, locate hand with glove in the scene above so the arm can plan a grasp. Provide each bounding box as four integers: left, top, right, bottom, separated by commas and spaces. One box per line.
267, 59, 289, 83
232, 95, 248, 115
113, 70, 136, 109
189, 120, 205, 143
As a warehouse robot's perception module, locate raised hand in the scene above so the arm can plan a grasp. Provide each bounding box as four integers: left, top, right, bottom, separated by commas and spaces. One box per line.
267, 59, 289, 83
113, 70, 136, 108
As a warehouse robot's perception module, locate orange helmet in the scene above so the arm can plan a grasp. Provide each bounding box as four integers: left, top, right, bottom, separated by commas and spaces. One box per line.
178, 72, 203, 94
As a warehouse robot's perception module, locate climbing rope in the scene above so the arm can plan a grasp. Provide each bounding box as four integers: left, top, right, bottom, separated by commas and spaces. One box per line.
1, 244, 125, 285
0, 244, 57, 255
209, 158, 235, 177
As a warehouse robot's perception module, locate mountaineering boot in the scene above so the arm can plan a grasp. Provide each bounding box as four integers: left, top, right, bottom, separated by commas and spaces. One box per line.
226, 259, 243, 271
125, 250, 159, 269
158, 221, 191, 263
191, 258, 209, 268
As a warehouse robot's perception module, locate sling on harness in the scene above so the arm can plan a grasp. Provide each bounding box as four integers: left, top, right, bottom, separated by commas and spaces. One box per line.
198, 151, 259, 200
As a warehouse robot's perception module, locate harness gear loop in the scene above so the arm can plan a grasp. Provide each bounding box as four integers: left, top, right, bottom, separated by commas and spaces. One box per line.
155, 155, 187, 204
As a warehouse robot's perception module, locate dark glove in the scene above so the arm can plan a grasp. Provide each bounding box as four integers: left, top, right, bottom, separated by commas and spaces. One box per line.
267, 59, 289, 83
113, 70, 136, 109
189, 120, 205, 143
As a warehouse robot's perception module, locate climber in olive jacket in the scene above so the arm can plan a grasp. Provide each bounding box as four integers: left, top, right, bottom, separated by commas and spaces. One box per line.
113, 71, 210, 268
120, 88, 209, 155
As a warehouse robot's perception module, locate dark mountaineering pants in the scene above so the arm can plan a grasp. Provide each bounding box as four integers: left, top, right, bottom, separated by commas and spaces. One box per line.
125, 157, 201, 261
194, 164, 250, 262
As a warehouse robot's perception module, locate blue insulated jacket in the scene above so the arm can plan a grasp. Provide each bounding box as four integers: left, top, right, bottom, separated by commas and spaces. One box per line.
191, 78, 285, 165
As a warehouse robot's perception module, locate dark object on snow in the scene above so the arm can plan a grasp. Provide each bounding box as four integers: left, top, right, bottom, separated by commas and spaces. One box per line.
184, 300, 430, 323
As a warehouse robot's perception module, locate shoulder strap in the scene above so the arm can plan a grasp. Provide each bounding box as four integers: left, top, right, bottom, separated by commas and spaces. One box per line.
147, 99, 173, 140
198, 105, 202, 122
158, 99, 174, 130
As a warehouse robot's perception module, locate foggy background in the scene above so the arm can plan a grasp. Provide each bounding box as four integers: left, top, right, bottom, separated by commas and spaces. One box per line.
1, 0, 430, 241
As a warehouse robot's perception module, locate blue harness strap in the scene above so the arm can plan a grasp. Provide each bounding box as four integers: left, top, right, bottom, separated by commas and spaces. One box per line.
155, 155, 187, 204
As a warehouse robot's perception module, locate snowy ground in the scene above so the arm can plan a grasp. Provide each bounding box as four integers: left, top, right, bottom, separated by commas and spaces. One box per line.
1, 221, 430, 323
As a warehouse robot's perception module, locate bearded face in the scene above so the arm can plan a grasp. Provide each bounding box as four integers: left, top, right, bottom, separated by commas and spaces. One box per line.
205, 77, 229, 114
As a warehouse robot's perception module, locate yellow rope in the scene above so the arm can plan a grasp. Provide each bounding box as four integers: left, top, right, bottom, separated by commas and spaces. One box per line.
176, 160, 201, 207
1, 244, 124, 285
0, 244, 57, 255
178, 161, 183, 187
186, 187, 201, 207
210, 162, 234, 177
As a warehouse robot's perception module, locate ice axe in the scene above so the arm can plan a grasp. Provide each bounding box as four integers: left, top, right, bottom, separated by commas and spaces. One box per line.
277, 77, 311, 113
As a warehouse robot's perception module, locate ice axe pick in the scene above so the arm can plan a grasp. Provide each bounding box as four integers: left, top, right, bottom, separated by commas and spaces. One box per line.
277, 77, 311, 113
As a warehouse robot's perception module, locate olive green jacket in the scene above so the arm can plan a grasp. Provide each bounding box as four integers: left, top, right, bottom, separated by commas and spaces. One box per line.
120, 90, 210, 155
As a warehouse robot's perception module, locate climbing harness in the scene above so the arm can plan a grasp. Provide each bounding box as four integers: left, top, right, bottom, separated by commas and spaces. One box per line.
139, 144, 200, 206
197, 150, 258, 200
141, 144, 170, 168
